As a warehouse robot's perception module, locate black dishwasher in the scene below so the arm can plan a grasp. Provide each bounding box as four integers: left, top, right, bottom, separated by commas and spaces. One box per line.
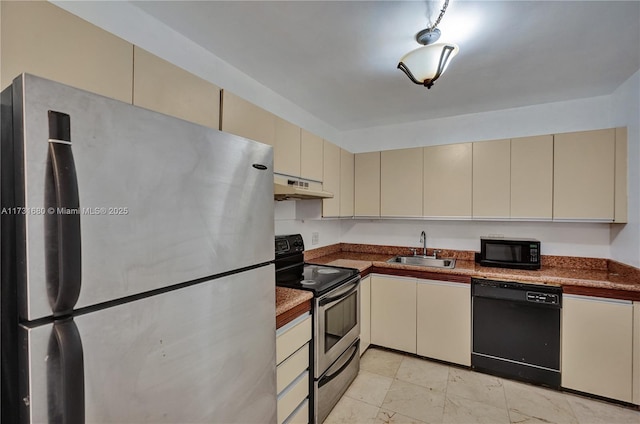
472, 278, 562, 388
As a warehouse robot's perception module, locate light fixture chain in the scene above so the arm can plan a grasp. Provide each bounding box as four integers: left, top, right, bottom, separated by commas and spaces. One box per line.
427, 0, 450, 31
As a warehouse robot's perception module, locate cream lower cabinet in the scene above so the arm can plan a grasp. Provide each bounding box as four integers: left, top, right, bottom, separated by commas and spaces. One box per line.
561, 295, 633, 402
360, 276, 371, 355
634, 302, 640, 405
416, 280, 470, 366
370, 275, 416, 353
276, 314, 311, 424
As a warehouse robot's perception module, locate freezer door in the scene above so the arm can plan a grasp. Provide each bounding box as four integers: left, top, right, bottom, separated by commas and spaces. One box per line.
10, 74, 274, 320
21, 265, 277, 423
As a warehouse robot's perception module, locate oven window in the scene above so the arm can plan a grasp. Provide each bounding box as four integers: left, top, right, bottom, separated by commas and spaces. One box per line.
324, 291, 357, 352
486, 244, 522, 262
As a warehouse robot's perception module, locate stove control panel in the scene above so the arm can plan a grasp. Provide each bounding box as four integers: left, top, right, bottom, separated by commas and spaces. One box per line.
275, 234, 304, 256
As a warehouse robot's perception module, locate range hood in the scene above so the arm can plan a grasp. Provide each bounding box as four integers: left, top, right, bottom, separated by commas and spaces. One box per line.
274, 176, 333, 201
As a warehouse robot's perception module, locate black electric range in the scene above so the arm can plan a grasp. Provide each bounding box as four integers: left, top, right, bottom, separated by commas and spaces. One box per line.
275, 234, 359, 296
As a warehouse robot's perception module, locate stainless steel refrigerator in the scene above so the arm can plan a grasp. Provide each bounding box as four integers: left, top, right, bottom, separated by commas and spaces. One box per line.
1, 73, 277, 423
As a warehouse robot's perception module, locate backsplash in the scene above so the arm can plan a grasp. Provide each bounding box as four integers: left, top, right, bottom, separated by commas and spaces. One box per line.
276, 202, 614, 260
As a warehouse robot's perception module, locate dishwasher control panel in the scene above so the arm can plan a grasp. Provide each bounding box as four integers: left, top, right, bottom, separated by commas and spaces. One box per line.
472, 277, 562, 307
526, 292, 559, 305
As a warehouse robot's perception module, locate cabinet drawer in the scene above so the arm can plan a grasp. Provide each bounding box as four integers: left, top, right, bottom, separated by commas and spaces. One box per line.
284, 399, 309, 424
277, 343, 309, 394
277, 373, 309, 424
276, 314, 311, 364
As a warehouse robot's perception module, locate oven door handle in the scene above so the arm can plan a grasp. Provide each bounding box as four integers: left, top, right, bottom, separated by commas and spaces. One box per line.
318, 340, 359, 388
319, 277, 359, 306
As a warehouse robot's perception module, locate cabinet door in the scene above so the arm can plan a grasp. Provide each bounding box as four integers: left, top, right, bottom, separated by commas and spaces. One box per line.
354, 152, 381, 217
220, 90, 276, 146
472, 139, 510, 219
510, 135, 553, 220
322, 141, 341, 217
423, 143, 472, 218
614, 127, 628, 223
416, 280, 470, 366
562, 295, 633, 402
133, 47, 219, 129
553, 129, 615, 221
380, 148, 423, 217
274, 117, 301, 177
634, 302, 640, 405
370, 275, 416, 354
360, 276, 371, 356
340, 149, 355, 217
300, 130, 323, 181
1, 1, 133, 102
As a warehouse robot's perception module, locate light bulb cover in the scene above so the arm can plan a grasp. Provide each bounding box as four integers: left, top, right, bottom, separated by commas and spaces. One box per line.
398, 42, 459, 89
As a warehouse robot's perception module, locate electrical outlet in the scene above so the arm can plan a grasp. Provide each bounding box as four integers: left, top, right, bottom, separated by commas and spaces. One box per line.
312, 232, 319, 245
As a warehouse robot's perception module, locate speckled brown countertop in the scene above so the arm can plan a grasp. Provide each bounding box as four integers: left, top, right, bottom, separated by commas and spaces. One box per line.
305, 244, 640, 301
276, 287, 313, 329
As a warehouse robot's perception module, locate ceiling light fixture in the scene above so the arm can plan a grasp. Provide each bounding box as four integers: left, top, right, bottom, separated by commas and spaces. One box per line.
398, 0, 459, 89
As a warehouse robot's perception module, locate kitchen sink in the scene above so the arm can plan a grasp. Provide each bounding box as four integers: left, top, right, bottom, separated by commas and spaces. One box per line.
387, 255, 456, 269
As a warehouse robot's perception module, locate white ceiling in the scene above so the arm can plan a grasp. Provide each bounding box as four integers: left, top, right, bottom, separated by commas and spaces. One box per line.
130, 1, 640, 131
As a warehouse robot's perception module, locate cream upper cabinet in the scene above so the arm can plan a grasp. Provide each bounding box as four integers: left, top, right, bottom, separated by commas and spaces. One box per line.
322, 140, 341, 217
340, 149, 355, 217
553, 129, 615, 221
370, 275, 417, 354
360, 276, 371, 356
472, 139, 510, 219
615, 127, 628, 223
416, 280, 470, 366
220, 90, 276, 146
274, 117, 301, 177
510, 135, 553, 220
423, 143, 472, 218
561, 295, 633, 402
354, 152, 381, 217
133, 47, 219, 129
300, 130, 323, 182
1, 1, 133, 102
380, 148, 423, 217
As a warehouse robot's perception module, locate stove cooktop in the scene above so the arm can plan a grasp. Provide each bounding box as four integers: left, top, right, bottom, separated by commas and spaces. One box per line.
276, 263, 359, 295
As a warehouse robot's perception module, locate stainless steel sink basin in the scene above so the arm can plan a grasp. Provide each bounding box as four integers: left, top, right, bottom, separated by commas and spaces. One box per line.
387, 255, 456, 269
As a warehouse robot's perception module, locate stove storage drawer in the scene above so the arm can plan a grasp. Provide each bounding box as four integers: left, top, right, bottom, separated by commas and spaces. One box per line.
277, 373, 309, 424
284, 399, 309, 424
276, 313, 312, 364
277, 344, 309, 394
276, 313, 311, 424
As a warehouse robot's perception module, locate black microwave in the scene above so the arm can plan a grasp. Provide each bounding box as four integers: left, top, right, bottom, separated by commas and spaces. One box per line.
477, 238, 541, 270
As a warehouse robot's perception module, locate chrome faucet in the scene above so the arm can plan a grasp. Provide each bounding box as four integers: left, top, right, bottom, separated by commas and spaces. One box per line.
420, 231, 427, 256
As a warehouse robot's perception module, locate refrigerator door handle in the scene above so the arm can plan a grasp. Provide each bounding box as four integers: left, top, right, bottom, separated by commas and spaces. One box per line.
47, 318, 85, 424
45, 111, 82, 315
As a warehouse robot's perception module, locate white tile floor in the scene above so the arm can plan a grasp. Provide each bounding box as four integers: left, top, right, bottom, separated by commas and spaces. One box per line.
325, 347, 640, 424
